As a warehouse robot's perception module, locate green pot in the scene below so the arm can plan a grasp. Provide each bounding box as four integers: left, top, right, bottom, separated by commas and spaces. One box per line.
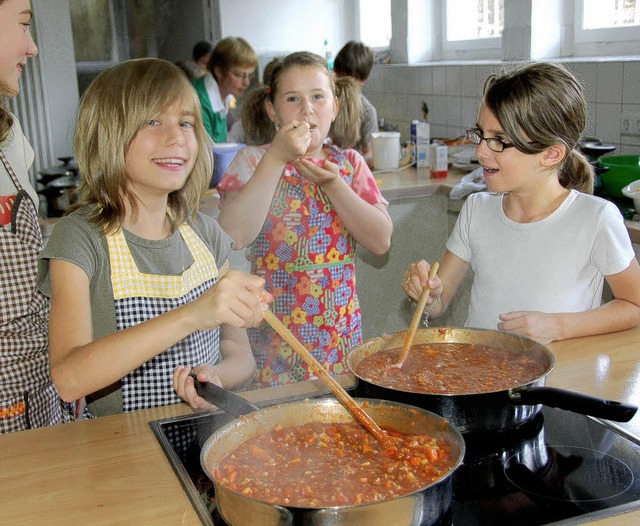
600, 155, 640, 199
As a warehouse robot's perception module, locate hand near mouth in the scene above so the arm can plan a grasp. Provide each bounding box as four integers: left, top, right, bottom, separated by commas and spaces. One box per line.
269, 120, 312, 164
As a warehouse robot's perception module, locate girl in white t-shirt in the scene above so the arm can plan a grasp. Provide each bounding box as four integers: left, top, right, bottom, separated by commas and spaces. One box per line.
403, 61, 640, 344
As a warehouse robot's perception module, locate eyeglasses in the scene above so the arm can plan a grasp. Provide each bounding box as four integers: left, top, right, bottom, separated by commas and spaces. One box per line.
466, 128, 542, 153
230, 70, 255, 81
466, 128, 516, 153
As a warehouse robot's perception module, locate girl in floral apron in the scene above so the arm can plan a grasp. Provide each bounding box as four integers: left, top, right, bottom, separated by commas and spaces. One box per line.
0, 0, 74, 432
218, 52, 393, 387
38, 59, 270, 416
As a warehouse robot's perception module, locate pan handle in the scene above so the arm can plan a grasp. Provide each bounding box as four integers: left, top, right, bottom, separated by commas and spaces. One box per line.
189, 373, 259, 417
510, 386, 638, 422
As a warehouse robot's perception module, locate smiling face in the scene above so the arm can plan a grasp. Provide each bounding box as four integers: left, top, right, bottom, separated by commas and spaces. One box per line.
475, 103, 547, 195
0, 0, 38, 98
267, 65, 337, 158
125, 99, 198, 200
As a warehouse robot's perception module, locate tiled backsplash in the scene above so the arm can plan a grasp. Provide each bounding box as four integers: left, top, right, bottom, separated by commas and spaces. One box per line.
364, 59, 640, 155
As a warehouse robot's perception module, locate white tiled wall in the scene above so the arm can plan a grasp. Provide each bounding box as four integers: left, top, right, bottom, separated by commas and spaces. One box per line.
364, 59, 640, 155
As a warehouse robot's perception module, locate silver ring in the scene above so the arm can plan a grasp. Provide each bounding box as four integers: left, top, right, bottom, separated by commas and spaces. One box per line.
404, 277, 410, 285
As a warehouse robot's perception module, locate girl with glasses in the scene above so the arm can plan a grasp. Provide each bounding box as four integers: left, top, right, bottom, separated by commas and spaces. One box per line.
403, 61, 640, 344
193, 37, 257, 143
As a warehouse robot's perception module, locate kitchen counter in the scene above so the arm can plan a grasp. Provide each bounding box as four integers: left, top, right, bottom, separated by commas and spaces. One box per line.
0, 328, 638, 525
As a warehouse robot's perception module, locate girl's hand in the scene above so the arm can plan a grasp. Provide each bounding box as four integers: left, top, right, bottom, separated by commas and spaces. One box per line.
268, 120, 312, 165
402, 260, 443, 304
293, 158, 340, 186
191, 270, 273, 331
497, 311, 559, 345
173, 364, 222, 411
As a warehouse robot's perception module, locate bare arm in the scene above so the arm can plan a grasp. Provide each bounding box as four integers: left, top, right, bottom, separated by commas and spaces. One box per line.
218, 121, 312, 248
294, 158, 393, 255
49, 259, 268, 402
403, 250, 471, 319
499, 258, 640, 343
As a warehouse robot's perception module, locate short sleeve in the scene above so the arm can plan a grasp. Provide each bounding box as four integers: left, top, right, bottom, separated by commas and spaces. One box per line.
37, 213, 103, 296
344, 149, 388, 206
217, 145, 267, 194
592, 200, 636, 275
446, 194, 474, 263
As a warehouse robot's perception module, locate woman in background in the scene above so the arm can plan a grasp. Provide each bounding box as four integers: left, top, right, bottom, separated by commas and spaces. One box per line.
193, 36, 258, 143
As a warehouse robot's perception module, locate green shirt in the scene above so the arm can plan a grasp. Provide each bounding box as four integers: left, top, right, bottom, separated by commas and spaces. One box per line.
193, 75, 228, 142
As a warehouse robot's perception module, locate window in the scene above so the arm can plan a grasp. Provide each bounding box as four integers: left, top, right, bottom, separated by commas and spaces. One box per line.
360, 0, 392, 48
582, 0, 640, 29
442, 0, 503, 59
446, 0, 504, 41
575, 0, 640, 54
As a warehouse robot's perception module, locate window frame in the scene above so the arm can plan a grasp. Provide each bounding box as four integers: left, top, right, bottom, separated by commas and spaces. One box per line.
441, 0, 502, 60
573, 0, 640, 56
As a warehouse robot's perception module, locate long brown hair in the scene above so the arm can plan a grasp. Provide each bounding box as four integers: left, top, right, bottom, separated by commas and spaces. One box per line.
71, 58, 213, 232
483, 61, 594, 194
241, 51, 362, 148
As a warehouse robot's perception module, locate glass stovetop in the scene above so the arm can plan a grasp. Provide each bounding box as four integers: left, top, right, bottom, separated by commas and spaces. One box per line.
150, 393, 640, 526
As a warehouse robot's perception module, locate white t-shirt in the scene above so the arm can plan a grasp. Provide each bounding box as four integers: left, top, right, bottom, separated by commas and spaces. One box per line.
446, 190, 635, 330
0, 114, 38, 206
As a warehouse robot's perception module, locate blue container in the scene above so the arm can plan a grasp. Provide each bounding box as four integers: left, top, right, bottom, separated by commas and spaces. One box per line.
211, 143, 244, 188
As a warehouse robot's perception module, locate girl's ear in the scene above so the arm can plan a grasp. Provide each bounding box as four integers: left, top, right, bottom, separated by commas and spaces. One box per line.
541, 143, 566, 168
266, 99, 278, 126
213, 66, 223, 81
332, 96, 339, 123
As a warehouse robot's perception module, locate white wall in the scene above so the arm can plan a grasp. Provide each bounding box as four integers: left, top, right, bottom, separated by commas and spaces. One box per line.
218, 0, 354, 57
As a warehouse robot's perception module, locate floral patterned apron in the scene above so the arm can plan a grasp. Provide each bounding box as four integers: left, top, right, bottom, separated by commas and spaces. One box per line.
249, 146, 363, 387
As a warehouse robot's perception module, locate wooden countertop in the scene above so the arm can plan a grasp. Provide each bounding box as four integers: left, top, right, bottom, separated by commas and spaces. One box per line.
0, 328, 639, 525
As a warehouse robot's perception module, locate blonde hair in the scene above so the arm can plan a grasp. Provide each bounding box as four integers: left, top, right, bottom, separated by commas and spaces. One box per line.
483, 61, 594, 194
208, 37, 258, 80
241, 51, 361, 148
71, 58, 213, 232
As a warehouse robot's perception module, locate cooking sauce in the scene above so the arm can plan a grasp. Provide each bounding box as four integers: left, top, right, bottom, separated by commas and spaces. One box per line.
355, 343, 547, 394
214, 422, 455, 507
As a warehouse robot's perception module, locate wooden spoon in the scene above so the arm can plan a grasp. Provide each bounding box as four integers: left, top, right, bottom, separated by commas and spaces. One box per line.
392, 261, 440, 368
262, 308, 391, 444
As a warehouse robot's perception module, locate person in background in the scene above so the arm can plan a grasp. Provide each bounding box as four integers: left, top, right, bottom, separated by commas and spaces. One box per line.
333, 41, 378, 168
177, 40, 213, 81
0, 0, 74, 432
193, 36, 258, 143
38, 58, 272, 416
217, 51, 393, 387
228, 55, 283, 144
403, 61, 640, 344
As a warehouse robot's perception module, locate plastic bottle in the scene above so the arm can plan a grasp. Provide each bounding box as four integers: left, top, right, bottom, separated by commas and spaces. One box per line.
324, 38, 334, 69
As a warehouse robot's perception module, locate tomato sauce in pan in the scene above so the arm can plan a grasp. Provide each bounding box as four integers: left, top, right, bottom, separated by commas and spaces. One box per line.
355, 343, 547, 395
214, 422, 455, 507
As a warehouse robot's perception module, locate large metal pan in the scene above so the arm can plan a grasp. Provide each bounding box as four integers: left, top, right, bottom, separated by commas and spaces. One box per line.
194, 380, 465, 526
346, 327, 637, 434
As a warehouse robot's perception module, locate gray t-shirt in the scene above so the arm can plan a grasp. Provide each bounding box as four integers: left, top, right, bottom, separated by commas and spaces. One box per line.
356, 94, 379, 153
37, 207, 233, 414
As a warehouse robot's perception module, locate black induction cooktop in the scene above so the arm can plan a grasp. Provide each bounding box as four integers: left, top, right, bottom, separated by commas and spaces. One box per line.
150, 393, 640, 526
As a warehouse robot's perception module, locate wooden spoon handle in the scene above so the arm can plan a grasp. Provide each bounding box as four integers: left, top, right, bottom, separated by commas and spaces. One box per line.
262, 308, 388, 444
395, 261, 440, 367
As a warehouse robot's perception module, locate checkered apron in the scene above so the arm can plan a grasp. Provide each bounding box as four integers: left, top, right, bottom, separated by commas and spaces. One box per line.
0, 149, 71, 432
106, 223, 220, 412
